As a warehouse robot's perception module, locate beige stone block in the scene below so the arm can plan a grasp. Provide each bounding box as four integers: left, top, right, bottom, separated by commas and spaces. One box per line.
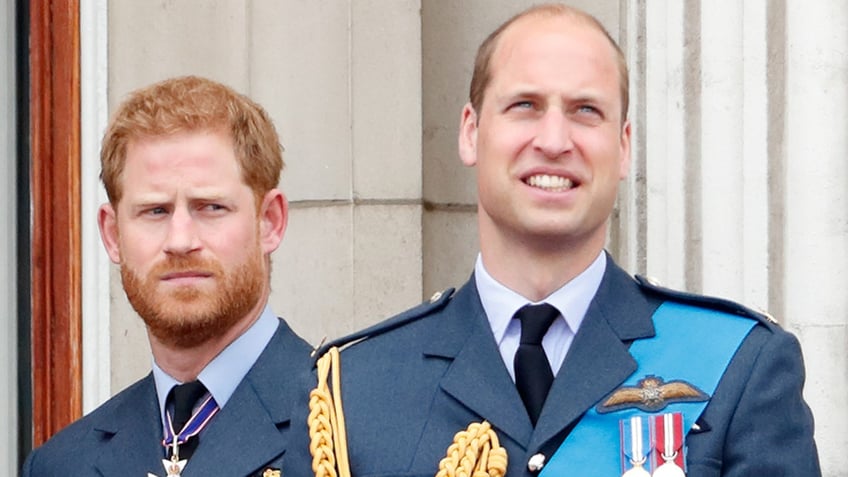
270, 204, 354, 347
792, 324, 847, 474
250, 0, 352, 202
108, 0, 249, 106
352, 204, 423, 330
423, 208, 478, 294
108, 265, 152, 394
422, 1, 485, 205
351, 0, 422, 200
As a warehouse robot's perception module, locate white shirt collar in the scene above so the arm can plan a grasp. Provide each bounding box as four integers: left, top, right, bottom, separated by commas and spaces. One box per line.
475, 251, 607, 345
152, 304, 279, 428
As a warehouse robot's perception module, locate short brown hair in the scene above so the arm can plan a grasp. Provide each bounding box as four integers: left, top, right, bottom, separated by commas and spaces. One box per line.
100, 76, 284, 205
469, 4, 629, 122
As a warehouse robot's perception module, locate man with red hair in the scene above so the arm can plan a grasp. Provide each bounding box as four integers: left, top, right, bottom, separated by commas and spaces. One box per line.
24, 76, 312, 477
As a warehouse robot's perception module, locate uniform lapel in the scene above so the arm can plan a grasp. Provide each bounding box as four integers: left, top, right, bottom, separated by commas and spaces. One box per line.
183, 320, 310, 477
528, 303, 636, 451
183, 382, 285, 476
429, 279, 534, 449
529, 256, 659, 452
93, 376, 165, 476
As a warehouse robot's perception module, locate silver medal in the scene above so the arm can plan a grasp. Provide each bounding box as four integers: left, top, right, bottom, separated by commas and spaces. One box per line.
653, 461, 686, 477
623, 463, 652, 477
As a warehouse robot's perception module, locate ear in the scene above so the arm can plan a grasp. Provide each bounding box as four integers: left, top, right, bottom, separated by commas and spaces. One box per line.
258, 189, 287, 254
98, 203, 122, 264
618, 120, 632, 180
458, 103, 479, 167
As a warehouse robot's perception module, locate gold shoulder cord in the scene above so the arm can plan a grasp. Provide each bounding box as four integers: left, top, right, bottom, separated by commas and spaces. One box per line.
309, 347, 350, 477
436, 421, 507, 477
307, 347, 507, 477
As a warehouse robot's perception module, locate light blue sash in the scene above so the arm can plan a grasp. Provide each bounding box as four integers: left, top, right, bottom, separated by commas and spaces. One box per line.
540, 302, 756, 476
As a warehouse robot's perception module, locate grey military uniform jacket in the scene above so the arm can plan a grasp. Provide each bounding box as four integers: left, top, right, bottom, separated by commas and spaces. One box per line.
292, 255, 820, 477
22, 319, 312, 477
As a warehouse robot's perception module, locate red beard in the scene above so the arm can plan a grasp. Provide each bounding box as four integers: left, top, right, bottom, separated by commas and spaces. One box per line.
121, 250, 264, 348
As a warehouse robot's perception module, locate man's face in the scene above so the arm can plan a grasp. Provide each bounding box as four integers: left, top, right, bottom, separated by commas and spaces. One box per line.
99, 131, 274, 348
459, 15, 631, 251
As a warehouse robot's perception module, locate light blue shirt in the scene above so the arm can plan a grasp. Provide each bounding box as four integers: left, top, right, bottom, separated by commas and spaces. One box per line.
475, 251, 606, 381
152, 304, 279, 431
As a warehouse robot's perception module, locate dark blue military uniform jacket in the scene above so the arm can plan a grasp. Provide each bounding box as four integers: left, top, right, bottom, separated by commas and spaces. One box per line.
293, 256, 820, 477
22, 319, 312, 477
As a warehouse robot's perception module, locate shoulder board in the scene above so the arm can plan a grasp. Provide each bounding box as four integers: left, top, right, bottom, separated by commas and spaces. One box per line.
635, 275, 779, 326
312, 288, 455, 360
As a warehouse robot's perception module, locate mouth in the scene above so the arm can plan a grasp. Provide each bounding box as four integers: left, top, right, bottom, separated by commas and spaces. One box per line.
160, 270, 213, 282
524, 173, 576, 192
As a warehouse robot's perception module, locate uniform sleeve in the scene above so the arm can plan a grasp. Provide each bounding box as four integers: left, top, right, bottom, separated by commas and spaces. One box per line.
20, 449, 35, 477
720, 328, 821, 476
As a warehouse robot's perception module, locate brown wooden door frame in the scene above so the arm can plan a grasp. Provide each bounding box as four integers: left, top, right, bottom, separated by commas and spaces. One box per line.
29, 0, 83, 447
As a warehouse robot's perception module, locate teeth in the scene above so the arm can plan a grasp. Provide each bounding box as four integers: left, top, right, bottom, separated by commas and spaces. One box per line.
527, 174, 574, 191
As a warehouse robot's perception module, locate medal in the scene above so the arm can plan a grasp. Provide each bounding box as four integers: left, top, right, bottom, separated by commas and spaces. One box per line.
150, 413, 190, 477
147, 448, 187, 477
620, 416, 652, 477
160, 430, 188, 477
161, 456, 187, 477
651, 413, 686, 477
147, 456, 187, 477
653, 462, 686, 477
623, 463, 652, 477
149, 393, 219, 477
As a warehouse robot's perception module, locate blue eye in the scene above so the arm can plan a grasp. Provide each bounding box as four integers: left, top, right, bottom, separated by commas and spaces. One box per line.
201, 203, 229, 214
573, 104, 605, 125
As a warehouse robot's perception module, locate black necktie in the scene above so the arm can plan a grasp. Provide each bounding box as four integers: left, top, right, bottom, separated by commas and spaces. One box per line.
514, 303, 559, 426
167, 380, 208, 460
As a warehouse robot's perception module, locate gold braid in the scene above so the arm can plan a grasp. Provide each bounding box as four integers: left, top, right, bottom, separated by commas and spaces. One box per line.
308, 346, 507, 477
308, 347, 351, 477
436, 421, 508, 477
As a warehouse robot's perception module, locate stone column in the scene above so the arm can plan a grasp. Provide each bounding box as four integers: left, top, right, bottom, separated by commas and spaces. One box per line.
629, 1, 847, 473
784, 1, 848, 473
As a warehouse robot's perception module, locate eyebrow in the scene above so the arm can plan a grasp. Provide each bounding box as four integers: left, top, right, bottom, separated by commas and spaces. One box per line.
497, 87, 543, 100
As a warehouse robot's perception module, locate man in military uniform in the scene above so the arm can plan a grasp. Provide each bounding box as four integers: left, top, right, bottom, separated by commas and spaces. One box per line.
302, 4, 820, 477
23, 76, 312, 477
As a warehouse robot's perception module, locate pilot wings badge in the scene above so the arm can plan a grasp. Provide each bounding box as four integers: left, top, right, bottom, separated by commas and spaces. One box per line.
597, 375, 708, 414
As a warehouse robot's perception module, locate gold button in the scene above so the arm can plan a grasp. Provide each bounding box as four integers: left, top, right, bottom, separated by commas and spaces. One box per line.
528, 453, 545, 472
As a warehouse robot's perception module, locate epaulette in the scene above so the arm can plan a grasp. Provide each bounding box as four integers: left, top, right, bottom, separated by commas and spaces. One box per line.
311, 288, 455, 362
635, 275, 779, 326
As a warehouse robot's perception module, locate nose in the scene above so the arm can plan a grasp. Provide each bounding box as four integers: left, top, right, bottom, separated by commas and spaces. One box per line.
163, 207, 201, 255
533, 109, 574, 158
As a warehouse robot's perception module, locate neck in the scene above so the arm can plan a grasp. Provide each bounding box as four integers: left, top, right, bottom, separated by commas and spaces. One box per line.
149, 291, 269, 383
479, 226, 605, 302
